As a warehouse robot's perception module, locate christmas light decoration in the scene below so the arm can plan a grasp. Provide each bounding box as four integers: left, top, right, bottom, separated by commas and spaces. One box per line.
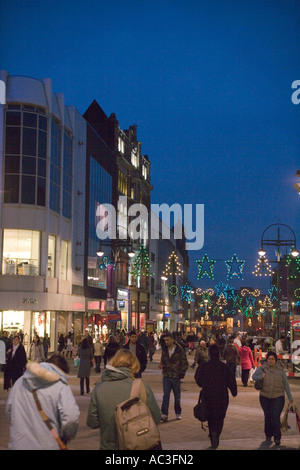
169, 285, 178, 296
246, 295, 257, 309
215, 281, 227, 296
163, 251, 184, 277
233, 295, 243, 309
196, 254, 216, 279
294, 288, 300, 299
180, 283, 194, 302
130, 244, 152, 277
285, 251, 300, 279
268, 286, 280, 302
253, 256, 273, 276
99, 256, 115, 270
262, 296, 273, 308
217, 293, 227, 306
225, 254, 245, 280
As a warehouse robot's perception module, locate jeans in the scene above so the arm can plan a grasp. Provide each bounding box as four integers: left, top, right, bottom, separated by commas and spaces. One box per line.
161, 376, 181, 416
259, 395, 285, 442
242, 369, 250, 386
80, 377, 90, 394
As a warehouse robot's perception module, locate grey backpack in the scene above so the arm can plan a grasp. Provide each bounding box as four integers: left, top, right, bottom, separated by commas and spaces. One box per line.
114, 379, 161, 450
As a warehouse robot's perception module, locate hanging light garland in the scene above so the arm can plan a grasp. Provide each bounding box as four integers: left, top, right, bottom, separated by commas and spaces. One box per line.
225, 254, 245, 280
196, 254, 216, 279
253, 255, 273, 277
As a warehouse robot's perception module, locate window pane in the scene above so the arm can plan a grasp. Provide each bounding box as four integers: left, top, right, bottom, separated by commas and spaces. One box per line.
23, 127, 37, 156
22, 156, 36, 175
37, 178, 46, 206
2, 229, 40, 276
38, 130, 47, 158
61, 240, 68, 280
38, 158, 46, 177
4, 175, 19, 203
50, 164, 60, 184
50, 181, 59, 213
5, 127, 20, 154
6, 111, 21, 126
48, 235, 56, 277
39, 115, 47, 131
23, 112, 37, 128
5, 155, 20, 174
21, 175, 35, 204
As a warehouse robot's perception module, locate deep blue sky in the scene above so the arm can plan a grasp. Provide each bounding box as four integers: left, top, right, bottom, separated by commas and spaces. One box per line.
1, 0, 300, 294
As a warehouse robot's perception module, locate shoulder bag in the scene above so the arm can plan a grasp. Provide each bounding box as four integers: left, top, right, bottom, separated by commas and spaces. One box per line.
32, 389, 67, 450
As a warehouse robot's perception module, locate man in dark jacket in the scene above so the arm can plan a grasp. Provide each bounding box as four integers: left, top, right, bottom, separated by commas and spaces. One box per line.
123, 331, 147, 377
159, 332, 189, 421
195, 343, 237, 449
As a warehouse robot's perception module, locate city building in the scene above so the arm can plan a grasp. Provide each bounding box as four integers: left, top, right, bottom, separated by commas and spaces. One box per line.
0, 70, 87, 353
84, 100, 153, 332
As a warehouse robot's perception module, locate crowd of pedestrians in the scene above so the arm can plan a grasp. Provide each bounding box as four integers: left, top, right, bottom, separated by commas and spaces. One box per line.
0, 327, 296, 450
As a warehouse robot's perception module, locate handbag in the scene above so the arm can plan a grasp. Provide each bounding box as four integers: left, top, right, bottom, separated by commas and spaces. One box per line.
74, 357, 79, 367
254, 378, 263, 390
281, 403, 300, 434
32, 389, 67, 450
193, 394, 208, 423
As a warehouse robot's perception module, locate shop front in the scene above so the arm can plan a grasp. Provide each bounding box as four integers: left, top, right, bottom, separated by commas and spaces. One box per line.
0, 292, 85, 355
85, 299, 108, 342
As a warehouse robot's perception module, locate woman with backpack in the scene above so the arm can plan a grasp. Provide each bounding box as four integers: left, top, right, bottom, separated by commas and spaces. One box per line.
87, 349, 161, 450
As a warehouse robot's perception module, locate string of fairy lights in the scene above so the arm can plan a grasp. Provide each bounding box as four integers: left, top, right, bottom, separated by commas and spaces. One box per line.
99, 244, 300, 322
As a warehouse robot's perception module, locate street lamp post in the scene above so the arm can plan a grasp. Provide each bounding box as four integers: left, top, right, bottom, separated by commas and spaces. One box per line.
258, 223, 299, 339
161, 276, 168, 332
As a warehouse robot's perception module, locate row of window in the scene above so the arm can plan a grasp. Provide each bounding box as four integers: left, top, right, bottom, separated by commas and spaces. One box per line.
4, 105, 72, 219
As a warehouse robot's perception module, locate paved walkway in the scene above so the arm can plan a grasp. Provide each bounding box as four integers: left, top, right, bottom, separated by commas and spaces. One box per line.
0, 350, 300, 451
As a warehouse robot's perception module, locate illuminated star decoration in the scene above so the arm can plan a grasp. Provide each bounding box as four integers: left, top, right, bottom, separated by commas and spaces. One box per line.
268, 285, 280, 302
225, 254, 245, 280
180, 283, 194, 302
246, 295, 257, 309
99, 256, 115, 270
196, 254, 216, 280
214, 281, 227, 296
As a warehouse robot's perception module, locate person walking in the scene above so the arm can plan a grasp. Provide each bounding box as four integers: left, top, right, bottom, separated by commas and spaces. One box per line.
28, 334, 45, 363
239, 338, 255, 387
194, 343, 237, 449
123, 330, 147, 377
103, 335, 121, 367
65, 332, 73, 358
159, 331, 189, 421
191, 340, 209, 368
58, 333, 65, 355
43, 333, 50, 359
94, 335, 104, 373
4, 335, 27, 390
86, 349, 161, 450
223, 336, 240, 377
252, 351, 294, 447
6, 354, 79, 450
77, 337, 93, 395
148, 331, 156, 362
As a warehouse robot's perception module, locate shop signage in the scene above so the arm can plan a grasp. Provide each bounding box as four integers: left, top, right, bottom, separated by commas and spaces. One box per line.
23, 298, 38, 304
107, 310, 121, 322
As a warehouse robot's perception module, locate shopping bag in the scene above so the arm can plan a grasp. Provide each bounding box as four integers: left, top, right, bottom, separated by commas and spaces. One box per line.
281, 404, 300, 433
74, 357, 79, 367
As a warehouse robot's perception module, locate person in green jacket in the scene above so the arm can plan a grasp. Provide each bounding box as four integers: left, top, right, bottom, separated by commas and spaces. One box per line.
86, 349, 161, 450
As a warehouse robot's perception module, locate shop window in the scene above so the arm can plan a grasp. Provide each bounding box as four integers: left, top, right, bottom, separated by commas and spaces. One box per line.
61, 240, 68, 280
2, 229, 40, 275
48, 235, 56, 277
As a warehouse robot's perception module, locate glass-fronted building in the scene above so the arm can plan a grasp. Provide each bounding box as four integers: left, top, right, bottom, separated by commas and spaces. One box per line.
0, 71, 86, 353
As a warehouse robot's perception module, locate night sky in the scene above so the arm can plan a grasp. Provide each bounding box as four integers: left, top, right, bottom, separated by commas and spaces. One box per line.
1, 0, 300, 295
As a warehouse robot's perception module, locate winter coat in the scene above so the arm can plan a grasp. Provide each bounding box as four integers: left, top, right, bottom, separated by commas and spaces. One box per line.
252, 361, 293, 401
77, 346, 93, 378
6, 361, 79, 450
4, 343, 27, 389
123, 341, 148, 374
103, 342, 121, 366
160, 343, 189, 379
86, 365, 161, 450
94, 340, 104, 357
223, 344, 240, 364
28, 342, 45, 362
195, 358, 237, 420
239, 346, 254, 370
